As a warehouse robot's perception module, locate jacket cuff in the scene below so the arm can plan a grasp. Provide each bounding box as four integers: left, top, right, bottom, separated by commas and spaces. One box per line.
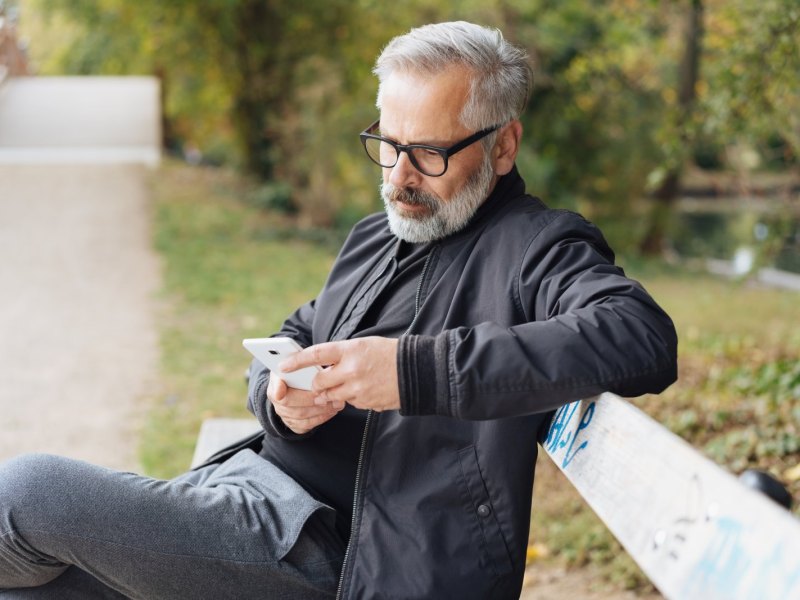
398, 334, 450, 416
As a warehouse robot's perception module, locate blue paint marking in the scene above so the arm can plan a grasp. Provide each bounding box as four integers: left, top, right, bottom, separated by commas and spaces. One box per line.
544, 400, 596, 469
684, 518, 800, 598
544, 403, 573, 453
684, 517, 750, 598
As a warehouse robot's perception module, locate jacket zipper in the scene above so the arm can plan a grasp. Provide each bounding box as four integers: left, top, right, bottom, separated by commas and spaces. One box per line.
334, 249, 435, 599
408, 249, 434, 333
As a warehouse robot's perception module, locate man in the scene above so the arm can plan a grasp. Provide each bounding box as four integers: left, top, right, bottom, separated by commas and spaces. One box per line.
0, 21, 677, 599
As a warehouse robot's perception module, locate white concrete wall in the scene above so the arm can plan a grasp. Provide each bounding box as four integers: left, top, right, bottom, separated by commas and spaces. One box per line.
0, 76, 161, 165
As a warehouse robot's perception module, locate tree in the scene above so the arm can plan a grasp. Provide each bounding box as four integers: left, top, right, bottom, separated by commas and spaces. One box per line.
30, 0, 361, 182
639, 0, 704, 256
24, 0, 798, 238
482, 0, 673, 250
700, 0, 800, 159
493, 0, 797, 255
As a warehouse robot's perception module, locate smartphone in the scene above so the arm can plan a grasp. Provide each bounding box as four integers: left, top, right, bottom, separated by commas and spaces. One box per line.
242, 337, 321, 391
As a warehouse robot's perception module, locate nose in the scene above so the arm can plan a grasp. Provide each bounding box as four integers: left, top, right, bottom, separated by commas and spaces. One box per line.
387, 150, 422, 189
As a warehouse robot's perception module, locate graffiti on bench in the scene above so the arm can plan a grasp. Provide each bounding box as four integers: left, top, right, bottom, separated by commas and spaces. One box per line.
543, 400, 596, 469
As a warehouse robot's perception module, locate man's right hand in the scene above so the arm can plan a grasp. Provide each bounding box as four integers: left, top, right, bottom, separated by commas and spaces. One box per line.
268, 375, 344, 435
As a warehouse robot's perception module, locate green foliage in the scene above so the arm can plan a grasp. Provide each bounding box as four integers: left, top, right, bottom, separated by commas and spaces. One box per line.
728, 359, 800, 404
502, 0, 669, 218
20, 0, 799, 245
531, 460, 656, 591
246, 182, 296, 215
700, 0, 800, 161
701, 359, 800, 470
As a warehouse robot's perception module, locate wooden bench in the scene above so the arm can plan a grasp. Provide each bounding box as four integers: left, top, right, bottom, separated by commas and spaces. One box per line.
193, 393, 800, 599
190, 417, 261, 468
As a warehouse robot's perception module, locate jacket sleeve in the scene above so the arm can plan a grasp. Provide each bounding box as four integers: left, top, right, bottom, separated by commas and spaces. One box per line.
246, 300, 317, 439
398, 211, 678, 420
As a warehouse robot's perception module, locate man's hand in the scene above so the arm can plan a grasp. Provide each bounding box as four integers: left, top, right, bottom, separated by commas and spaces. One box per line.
280, 337, 401, 412
268, 376, 344, 435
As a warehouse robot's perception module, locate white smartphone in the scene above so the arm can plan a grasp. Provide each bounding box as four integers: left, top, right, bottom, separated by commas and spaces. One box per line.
242, 337, 321, 391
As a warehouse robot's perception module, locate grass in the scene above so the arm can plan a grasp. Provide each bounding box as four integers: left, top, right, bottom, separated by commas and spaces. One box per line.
144, 161, 799, 590
141, 162, 337, 477
641, 272, 800, 483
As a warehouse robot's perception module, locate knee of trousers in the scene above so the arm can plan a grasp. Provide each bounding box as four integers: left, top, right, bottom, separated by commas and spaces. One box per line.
0, 454, 77, 588
0, 453, 79, 532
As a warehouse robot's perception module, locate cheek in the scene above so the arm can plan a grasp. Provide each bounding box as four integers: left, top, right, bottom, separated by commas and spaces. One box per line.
430, 170, 469, 201
435, 153, 483, 199
428, 181, 454, 201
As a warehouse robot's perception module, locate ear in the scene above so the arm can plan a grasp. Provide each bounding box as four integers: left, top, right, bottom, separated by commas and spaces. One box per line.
492, 120, 523, 176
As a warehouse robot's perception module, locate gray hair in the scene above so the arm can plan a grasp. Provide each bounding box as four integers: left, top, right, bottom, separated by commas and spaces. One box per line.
374, 21, 532, 135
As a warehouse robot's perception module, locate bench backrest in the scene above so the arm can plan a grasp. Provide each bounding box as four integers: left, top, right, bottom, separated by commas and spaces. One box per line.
542, 393, 800, 599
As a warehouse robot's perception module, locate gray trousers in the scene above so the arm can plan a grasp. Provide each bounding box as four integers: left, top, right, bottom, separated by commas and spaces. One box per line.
0, 450, 345, 599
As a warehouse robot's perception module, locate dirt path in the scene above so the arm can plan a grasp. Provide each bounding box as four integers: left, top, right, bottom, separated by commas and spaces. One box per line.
0, 164, 160, 470
521, 562, 661, 599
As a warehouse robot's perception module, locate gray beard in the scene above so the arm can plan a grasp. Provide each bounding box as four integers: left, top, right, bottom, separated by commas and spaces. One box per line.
381, 157, 495, 243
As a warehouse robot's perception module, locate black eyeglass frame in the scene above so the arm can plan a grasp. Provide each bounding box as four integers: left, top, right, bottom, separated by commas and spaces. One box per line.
359, 119, 501, 177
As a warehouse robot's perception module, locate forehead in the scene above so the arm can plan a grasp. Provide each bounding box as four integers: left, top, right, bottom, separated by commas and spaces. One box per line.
378, 66, 473, 143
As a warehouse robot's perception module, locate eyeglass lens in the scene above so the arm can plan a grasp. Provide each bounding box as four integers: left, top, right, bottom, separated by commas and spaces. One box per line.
363, 138, 446, 176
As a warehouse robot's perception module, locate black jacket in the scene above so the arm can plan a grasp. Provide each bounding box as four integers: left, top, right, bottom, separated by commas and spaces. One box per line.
247, 169, 678, 598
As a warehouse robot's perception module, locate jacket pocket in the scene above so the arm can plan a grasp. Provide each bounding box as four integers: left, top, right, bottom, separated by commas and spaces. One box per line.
457, 445, 514, 577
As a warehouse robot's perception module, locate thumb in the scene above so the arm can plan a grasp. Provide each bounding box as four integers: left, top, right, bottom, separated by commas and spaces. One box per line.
272, 376, 288, 401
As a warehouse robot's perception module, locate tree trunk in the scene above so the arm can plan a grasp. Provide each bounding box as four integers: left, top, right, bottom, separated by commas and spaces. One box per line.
639, 0, 704, 256
228, 1, 287, 182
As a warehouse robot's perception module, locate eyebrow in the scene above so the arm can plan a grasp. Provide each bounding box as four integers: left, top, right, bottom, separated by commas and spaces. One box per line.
378, 125, 451, 148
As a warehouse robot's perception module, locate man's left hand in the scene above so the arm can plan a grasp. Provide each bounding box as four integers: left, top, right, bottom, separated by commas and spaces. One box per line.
279, 337, 401, 412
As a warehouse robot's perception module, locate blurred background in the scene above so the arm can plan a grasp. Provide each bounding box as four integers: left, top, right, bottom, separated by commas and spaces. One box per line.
1, 0, 798, 596
9, 0, 800, 253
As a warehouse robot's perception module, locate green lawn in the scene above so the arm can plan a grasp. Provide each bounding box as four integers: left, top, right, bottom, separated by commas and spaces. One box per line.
144, 161, 799, 589
141, 162, 337, 477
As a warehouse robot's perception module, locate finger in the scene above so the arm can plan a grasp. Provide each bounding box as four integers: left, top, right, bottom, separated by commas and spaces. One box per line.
312, 389, 348, 410
282, 407, 338, 434
267, 375, 289, 402
310, 364, 349, 395
275, 402, 337, 420
280, 342, 344, 372
273, 387, 319, 409
313, 384, 352, 406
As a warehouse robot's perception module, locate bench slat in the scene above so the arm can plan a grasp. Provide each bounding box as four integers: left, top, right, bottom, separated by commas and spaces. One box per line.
543, 392, 800, 600
190, 418, 262, 468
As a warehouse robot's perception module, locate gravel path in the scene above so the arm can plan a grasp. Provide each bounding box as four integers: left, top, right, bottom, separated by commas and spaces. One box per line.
0, 164, 160, 470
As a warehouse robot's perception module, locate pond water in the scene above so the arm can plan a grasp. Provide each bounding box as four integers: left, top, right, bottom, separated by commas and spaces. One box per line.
671, 202, 800, 274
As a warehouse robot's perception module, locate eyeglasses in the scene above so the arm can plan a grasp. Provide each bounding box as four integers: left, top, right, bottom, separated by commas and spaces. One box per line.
359, 119, 500, 177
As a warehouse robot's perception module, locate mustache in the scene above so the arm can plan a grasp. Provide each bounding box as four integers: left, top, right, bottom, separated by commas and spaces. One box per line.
384, 185, 439, 210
